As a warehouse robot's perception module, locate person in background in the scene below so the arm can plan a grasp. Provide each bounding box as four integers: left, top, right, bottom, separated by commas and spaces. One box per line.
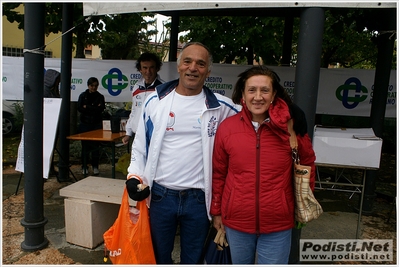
77, 77, 105, 176
210, 66, 316, 264
43, 69, 62, 180
125, 42, 241, 264
44, 69, 61, 98
122, 52, 164, 146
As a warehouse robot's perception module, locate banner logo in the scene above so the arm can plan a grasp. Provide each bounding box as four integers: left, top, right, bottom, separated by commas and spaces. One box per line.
336, 77, 368, 109
102, 68, 128, 96
300, 239, 393, 262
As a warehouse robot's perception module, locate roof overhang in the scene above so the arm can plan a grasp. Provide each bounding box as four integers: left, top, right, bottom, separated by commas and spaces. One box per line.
83, 2, 397, 16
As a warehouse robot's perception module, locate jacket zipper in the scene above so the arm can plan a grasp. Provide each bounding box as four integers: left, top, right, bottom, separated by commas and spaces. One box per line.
256, 130, 260, 235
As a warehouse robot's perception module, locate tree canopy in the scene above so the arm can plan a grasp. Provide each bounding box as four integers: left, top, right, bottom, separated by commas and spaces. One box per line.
178, 9, 396, 69
178, 16, 286, 65
2, 3, 163, 59
3, 3, 396, 69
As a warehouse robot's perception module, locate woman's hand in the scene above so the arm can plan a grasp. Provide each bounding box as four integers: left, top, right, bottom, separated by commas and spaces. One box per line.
212, 215, 225, 233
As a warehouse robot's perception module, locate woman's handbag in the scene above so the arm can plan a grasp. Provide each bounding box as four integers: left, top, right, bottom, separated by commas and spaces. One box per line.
103, 186, 156, 264
288, 119, 323, 224
202, 227, 232, 264
292, 148, 323, 223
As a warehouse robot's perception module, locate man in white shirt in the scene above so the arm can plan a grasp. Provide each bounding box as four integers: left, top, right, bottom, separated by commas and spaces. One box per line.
122, 52, 164, 146
125, 42, 240, 264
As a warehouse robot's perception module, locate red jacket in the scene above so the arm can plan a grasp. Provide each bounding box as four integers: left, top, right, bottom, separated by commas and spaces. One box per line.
210, 98, 316, 234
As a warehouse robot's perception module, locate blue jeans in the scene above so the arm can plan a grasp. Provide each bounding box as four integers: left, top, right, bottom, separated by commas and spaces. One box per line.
150, 182, 210, 264
225, 226, 292, 264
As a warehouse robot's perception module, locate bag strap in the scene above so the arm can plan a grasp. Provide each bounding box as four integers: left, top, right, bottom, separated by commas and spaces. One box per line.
288, 119, 300, 164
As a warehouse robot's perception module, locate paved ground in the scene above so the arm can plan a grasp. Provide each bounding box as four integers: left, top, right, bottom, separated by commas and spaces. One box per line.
2, 162, 397, 264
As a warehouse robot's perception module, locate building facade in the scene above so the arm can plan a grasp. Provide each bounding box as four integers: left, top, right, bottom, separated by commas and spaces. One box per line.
2, 4, 101, 59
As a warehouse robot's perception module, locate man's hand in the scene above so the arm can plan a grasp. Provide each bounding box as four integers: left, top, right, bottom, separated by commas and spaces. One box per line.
122, 135, 130, 145
126, 178, 150, 201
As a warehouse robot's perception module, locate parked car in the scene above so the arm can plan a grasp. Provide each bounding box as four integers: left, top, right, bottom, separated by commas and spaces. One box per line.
3, 100, 22, 135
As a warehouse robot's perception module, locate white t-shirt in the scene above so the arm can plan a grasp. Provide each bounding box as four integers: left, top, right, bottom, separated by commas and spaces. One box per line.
155, 90, 205, 190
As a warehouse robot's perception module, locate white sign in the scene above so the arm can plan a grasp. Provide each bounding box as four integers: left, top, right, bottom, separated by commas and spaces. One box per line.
15, 98, 62, 178
2, 57, 396, 117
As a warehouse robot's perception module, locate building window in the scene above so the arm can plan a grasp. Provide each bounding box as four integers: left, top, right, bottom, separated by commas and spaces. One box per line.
84, 45, 92, 56
3, 46, 53, 58
44, 50, 53, 58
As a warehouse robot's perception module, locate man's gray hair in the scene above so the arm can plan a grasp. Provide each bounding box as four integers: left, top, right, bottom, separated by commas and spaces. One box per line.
177, 42, 213, 71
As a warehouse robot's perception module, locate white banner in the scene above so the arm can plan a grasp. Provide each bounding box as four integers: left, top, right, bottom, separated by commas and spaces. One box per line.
2, 57, 396, 117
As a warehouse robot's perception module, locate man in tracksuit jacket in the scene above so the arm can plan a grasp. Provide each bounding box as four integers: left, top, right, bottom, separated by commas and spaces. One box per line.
125, 42, 241, 264
122, 52, 164, 146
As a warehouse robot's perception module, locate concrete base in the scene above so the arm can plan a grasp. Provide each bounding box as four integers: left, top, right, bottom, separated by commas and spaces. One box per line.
64, 198, 119, 249
60, 176, 136, 249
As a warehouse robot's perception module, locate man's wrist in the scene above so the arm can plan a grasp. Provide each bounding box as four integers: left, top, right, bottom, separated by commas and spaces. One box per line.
125, 129, 133, 136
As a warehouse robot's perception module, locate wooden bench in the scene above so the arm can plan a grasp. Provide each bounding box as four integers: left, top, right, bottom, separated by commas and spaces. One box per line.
59, 176, 136, 249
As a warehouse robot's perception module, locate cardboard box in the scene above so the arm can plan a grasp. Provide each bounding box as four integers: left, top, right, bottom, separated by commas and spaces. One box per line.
312, 126, 382, 169
102, 120, 111, 130
102, 118, 128, 131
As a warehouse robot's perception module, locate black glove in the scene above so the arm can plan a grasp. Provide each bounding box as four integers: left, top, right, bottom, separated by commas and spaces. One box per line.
126, 178, 150, 201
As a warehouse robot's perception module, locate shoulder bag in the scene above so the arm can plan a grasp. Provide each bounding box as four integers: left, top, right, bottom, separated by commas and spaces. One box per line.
288, 120, 323, 224
202, 226, 232, 264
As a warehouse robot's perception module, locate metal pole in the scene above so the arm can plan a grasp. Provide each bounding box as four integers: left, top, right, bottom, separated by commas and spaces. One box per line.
58, 3, 74, 182
293, 7, 325, 140
356, 170, 367, 238
21, 3, 48, 251
168, 13, 179, 62
289, 8, 325, 264
363, 8, 396, 213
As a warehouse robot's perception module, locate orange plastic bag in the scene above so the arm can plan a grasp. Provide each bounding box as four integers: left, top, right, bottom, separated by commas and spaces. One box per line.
103, 187, 156, 264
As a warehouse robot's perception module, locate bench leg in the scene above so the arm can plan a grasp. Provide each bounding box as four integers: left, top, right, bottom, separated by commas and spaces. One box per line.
64, 198, 119, 248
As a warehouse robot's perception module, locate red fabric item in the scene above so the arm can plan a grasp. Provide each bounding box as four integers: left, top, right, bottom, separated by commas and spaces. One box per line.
211, 98, 316, 234
103, 187, 156, 264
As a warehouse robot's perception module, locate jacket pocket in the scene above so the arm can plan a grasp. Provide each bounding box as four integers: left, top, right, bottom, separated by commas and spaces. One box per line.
276, 189, 291, 221
223, 186, 234, 220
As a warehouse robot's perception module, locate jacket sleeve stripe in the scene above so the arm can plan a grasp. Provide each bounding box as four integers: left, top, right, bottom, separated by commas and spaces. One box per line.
218, 99, 240, 113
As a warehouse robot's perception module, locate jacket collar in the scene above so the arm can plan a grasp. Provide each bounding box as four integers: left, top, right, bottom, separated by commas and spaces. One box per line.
240, 97, 290, 130
156, 79, 221, 109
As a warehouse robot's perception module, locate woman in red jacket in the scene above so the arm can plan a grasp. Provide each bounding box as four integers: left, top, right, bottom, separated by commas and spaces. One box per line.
211, 66, 316, 264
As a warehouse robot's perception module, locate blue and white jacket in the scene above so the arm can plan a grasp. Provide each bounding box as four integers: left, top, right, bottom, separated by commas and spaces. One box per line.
127, 79, 241, 220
